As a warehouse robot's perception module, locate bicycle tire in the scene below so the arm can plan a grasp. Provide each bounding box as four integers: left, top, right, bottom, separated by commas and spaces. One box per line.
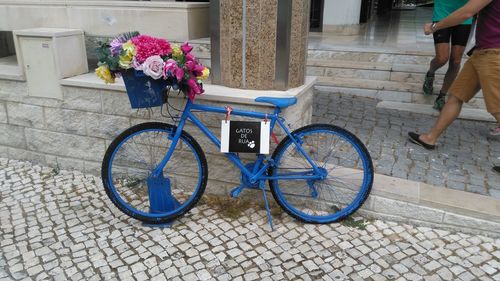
101, 122, 207, 224
269, 124, 373, 224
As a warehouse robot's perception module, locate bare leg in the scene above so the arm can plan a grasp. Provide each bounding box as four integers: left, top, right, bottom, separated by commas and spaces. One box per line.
440, 45, 466, 93
428, 43, 450, 74
492, 113, 500, 124
419, 95, 463, 145
491, 112, 500, 122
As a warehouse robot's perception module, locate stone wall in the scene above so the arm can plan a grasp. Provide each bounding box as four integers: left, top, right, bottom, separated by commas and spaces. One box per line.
212, 0, 309, 90
0, 77, 314, 196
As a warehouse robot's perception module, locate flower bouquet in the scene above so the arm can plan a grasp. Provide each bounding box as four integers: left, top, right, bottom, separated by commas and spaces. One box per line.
96, 32, 210, 108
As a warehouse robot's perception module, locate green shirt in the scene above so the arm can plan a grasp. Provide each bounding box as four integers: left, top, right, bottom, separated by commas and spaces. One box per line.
433, 0, 473, 24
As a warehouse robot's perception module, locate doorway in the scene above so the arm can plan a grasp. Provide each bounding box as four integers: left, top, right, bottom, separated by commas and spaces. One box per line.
310, 0, 324, 32
360, 0, 374, 23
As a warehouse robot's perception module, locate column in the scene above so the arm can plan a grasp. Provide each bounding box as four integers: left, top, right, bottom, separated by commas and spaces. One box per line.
210, 0, 310, 91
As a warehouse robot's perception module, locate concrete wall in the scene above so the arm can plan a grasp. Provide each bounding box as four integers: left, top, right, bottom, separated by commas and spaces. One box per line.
0, 1, 210, 41
323, 0, 362, 26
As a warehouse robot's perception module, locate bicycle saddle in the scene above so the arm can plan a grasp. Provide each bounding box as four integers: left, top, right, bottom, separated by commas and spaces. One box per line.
255, 97, 297, 108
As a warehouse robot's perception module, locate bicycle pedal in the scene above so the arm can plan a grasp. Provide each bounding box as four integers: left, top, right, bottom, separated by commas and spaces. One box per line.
230, 185, 245, 198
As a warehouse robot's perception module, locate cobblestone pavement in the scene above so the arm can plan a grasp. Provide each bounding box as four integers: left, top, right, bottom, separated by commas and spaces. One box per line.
313, 91, 500, 198
1, 158, 500, 281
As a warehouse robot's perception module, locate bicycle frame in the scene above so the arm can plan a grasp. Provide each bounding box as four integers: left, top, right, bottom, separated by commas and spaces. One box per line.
152, 99, 323, 183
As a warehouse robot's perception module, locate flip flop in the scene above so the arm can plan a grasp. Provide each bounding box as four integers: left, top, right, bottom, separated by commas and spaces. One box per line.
408, 132, 436, 150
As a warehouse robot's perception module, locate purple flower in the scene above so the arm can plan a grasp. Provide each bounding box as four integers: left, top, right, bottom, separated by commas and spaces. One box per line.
110, 38, 124, 56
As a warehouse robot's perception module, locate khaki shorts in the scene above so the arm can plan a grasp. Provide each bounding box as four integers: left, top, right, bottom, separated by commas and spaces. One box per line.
449, 48, 500, 114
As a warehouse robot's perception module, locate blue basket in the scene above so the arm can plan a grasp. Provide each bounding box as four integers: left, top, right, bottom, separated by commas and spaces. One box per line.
121, 70, 169, 109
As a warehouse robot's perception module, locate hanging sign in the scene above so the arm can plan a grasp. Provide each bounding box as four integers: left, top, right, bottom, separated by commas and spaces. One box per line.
221, 121, 270, 154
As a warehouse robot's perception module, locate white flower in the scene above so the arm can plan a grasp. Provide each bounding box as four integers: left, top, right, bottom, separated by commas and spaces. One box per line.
141, 55, 164, 80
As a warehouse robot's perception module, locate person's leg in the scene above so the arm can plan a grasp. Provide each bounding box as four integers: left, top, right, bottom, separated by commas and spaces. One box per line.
490, 113, 500, 136
492, 113, 500, 123
410, 58, 480, 147
434, 45, 466, 111
423, 28, 451, 96
474, 49, 500, 136
419, 95, 464, 145
429, 43, 451, 73
440, 45, 466, 94
434, 25, 471, 110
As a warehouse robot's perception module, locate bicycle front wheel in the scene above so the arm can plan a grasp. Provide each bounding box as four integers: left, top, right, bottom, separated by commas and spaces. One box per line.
269, 124, 373, 224
102, 122, 207, 224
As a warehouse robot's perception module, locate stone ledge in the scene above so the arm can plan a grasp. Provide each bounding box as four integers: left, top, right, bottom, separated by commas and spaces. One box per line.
0, 0, 210, 9
61, 73, 317, 106
371, 173, 500, 225
377, 101, 496, 123
0, 55, 24, 81
0, 66, 24, 81
308, 43, 435, 57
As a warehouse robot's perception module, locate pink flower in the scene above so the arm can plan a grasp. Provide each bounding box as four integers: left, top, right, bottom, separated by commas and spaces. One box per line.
164, 59, 178, 79
187, 78, 203, 100
131, 35, 172, 64
174, 68, 185, 81
141, 55, 164, 79
184, 61, 205, 78
181, 42, 193, 54
185, 53, 195, 62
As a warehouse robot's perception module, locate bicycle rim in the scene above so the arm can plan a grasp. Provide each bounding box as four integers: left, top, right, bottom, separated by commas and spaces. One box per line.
270, 124, 373, 223
103, 123, 206, 223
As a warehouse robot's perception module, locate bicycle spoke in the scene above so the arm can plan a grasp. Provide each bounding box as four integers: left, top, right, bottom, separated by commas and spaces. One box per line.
106, 125, 205, 218
271, 126, 372, 222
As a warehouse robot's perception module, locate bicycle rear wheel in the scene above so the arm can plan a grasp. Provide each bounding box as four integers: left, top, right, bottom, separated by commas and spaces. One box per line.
269, 124, 373, 224
102, 122, 207, 224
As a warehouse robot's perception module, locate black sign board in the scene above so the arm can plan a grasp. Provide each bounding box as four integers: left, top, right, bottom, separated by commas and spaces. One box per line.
221, 121, 270, 154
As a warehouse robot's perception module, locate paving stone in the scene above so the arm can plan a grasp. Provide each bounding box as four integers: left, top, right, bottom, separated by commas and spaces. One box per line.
313, 91, 499, 196
0, 158, 498, 280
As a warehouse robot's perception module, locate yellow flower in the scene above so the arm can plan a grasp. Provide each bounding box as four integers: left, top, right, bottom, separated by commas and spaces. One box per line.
95, 65, 115, 84
172, 44, 183, 60
197, 67, 210, 81
119, 40, 136, 69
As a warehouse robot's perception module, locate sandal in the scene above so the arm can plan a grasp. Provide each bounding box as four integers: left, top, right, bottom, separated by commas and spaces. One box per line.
494, 166, 500, 175
490, 126, 500, 136
408, 132, 436, 150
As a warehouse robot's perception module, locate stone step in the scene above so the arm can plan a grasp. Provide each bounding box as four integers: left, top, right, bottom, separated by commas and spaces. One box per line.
309, 49, 485, 109
315, 84, 487, 109
308, 49, 440, 65
377, 101, 495, 122
308, 65, 446, 84
317, 76, 424, 93
307, 58, 451, 74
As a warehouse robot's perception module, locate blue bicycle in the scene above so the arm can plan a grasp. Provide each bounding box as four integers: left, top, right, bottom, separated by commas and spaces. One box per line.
101, 94, 373, 226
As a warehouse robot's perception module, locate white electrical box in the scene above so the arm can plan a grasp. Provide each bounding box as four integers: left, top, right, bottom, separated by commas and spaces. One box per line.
14, 28, 88, 100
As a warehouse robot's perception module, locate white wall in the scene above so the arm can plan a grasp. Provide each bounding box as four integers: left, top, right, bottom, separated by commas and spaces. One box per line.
323, 0, 362, 26
0, 1, 210, 41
